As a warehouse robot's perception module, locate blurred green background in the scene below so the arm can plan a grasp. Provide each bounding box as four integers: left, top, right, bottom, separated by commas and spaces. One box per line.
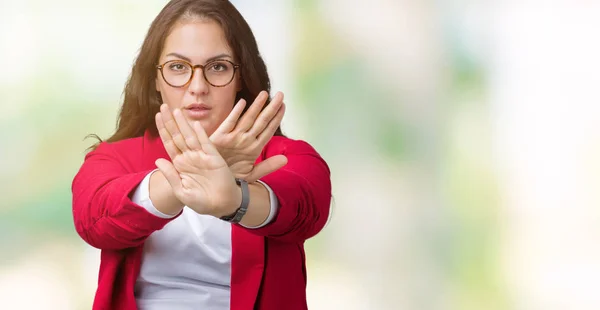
1, 1, 600, 309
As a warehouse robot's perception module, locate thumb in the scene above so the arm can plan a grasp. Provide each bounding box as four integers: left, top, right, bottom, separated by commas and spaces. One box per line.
246, 155, 288, 183
155, 158, 183, 193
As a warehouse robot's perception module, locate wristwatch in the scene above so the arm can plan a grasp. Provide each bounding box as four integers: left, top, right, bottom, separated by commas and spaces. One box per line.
220, 178, 250, 223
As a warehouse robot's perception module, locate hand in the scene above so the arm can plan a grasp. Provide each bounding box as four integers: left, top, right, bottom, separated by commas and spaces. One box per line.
210, 91, 287, 182
154, 104, 240, 218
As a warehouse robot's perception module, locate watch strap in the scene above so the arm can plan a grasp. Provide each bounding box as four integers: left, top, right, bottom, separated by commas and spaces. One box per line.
220, 178, 249, 223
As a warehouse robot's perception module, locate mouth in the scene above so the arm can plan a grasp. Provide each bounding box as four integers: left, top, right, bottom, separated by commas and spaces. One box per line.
185, 103, 211, 111
183, 103, 211, 119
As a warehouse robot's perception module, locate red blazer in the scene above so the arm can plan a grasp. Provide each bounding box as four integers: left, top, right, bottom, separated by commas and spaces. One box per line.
72, 130, 331, 310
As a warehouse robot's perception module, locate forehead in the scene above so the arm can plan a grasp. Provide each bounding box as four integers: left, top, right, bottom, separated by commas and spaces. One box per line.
161, 20, 232, 62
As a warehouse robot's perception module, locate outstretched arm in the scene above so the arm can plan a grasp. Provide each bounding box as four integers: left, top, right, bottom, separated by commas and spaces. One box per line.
72, 144, 182, 250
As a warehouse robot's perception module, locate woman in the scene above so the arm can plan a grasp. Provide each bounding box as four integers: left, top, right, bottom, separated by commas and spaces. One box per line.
71, 1, 331, 309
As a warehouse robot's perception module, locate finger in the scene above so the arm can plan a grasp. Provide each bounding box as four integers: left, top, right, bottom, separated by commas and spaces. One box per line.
192, 121, 219, 155
257, 103, 286, 145
160, 104, 188, 152
246, 155, 288, 183
156, 112, 181, 160
248, 91, 284, 137
155, 158, 183, 194
173, 108, 202, 150
234, 90, 269, 132
212, 99, 246, 136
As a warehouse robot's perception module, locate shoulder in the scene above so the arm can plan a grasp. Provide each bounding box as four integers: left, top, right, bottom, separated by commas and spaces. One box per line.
91, 136, 145, 157
263, 135, 321, 156
85, 136, 147, 172
87, 131, 165, 172
262, 136, 330, 173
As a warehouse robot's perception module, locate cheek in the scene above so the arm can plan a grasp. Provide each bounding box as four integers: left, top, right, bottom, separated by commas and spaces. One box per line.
215, 98, 235, 119
215, 82, 238, 104
157, 82, 184, 109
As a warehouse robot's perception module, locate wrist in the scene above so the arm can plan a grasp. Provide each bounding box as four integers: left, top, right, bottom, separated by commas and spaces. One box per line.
228, 161, 252, 181
219, 178, 249, 223
149, 170, 184, 215
237, 181, 272, 227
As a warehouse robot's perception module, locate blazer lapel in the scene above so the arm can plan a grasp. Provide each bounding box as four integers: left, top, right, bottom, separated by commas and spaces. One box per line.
231, 225, 265, 310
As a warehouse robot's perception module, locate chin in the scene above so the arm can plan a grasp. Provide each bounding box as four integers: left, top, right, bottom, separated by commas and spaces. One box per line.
198, 120, 217, 136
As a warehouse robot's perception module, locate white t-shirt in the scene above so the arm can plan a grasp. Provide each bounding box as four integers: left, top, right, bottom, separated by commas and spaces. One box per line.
130, 171, 278, 310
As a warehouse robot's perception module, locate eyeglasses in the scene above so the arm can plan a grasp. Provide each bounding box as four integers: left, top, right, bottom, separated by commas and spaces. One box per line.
156, 59, 240, 88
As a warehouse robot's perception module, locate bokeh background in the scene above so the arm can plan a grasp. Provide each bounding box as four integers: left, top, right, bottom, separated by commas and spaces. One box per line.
1, 0, 600, 309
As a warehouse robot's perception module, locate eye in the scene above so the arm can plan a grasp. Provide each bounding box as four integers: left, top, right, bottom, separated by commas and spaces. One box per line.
213, 64, 225, 71
167, 61, 189, 72
207, 61, 231, 73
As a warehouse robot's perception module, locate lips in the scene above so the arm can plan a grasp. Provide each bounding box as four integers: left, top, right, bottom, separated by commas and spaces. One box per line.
185, 103, 211, 111
183, 103, 211, 119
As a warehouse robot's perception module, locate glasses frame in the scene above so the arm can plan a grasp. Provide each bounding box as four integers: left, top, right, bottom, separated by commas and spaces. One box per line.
156, 59, 241, 88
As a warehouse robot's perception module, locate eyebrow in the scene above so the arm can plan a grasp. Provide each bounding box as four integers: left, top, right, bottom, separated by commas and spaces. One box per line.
165, 52, 233, 63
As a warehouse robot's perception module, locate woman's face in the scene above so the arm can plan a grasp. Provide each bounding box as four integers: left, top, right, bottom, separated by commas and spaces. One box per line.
156, 20, 241, 136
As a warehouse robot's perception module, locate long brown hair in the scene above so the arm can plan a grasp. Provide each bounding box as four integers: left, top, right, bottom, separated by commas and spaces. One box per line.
88, 0, 283, 150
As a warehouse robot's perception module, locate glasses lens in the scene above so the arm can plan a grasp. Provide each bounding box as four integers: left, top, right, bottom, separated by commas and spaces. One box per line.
204, 60, 235, 86
162, 60, 192, 87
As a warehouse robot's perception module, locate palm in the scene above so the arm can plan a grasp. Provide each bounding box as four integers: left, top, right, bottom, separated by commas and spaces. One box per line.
155, 106, 240, 217
209, 91, 288, 182
171, 148, 232, 206
210, 136, 257, 175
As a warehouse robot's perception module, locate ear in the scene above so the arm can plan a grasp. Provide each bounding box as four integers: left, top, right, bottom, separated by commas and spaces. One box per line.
155, 77, 161, 92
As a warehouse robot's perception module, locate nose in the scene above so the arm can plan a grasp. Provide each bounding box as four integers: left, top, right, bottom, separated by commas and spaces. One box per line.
187, 67, 209, 95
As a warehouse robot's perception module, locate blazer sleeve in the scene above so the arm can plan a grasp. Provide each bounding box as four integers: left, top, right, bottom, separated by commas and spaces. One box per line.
246, 138, 332, 243
71, 142, 181, 250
